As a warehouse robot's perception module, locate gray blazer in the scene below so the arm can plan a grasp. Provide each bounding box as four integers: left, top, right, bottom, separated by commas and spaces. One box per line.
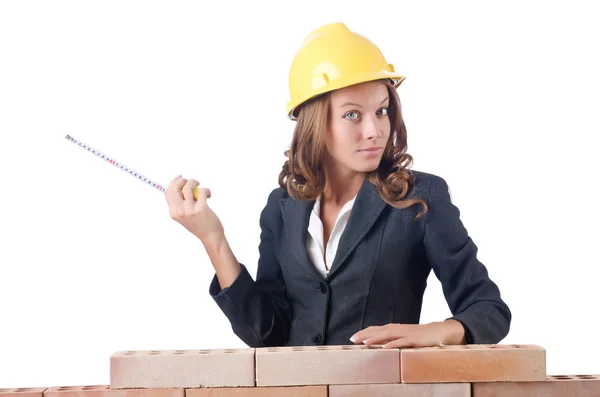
209, 170, 511, 347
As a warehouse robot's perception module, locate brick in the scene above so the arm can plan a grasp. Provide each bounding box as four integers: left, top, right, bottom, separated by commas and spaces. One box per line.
44, 386, 183, 397
330, 383, 470, 397
472, 374, 600, 396
186, 386, 327, 397
400, 344, 546, 383
110, 349, 255, 388
0, 388, 47, 397
255, 345, 400, 386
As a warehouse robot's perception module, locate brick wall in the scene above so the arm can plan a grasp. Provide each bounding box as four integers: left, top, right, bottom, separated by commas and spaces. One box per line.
1, 344, 598, 396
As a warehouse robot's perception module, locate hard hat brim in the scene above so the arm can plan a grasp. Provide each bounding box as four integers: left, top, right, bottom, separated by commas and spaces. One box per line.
287, 73, 406, 120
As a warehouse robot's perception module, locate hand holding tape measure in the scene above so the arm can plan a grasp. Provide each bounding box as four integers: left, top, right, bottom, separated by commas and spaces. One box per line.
65, 135, 225, 242
164, 174, 225, 242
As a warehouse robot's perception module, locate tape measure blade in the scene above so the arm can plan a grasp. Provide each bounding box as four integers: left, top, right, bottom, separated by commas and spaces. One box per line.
65, 134, 168, 195
65, 134, 201, 200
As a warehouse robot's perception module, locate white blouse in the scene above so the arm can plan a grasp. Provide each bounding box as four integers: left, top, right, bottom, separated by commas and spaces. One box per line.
306, 194, 357, 278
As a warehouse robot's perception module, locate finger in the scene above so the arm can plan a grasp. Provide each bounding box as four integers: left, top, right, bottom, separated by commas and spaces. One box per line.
383, 336, 443, 349
383, 337, 417, 349
194, 187, 212, 207
350, 326, 381, 343
165, 175, 187, 207
182, 179, 200, 210
363, 331, 399, 345
363, 325, 411, 345
352, 327, 386, 343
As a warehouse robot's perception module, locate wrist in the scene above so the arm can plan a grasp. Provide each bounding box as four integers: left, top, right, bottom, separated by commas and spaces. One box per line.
441, 319, 467, 345
199, 231, 241, 290
199, 232, 227, 254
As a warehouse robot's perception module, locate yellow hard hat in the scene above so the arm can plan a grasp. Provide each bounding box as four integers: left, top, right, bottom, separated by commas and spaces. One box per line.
286, 22, 406, 120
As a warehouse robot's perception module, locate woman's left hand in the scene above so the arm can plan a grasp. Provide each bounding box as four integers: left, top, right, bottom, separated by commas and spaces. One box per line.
350, 320, 466, 348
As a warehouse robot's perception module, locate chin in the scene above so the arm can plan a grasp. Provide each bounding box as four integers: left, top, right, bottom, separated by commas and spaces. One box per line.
353, 161, 381, 173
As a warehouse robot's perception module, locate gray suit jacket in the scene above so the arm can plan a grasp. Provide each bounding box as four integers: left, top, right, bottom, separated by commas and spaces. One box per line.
209, 170, 511, 347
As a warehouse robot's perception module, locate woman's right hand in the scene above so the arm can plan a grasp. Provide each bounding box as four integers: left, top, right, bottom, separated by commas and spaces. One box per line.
165, 175, 224, 244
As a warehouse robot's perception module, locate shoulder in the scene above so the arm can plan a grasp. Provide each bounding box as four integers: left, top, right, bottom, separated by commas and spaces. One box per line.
407, 170, 460, 227
258, 186, 289, 220
264, 186, 290, 206
408, 169, 451, 200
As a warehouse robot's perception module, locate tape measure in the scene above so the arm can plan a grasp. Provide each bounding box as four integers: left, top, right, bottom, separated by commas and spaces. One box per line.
65, 134, 199, 200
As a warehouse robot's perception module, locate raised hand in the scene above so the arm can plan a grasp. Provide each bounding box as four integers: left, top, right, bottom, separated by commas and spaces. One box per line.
165, 175, 224, 244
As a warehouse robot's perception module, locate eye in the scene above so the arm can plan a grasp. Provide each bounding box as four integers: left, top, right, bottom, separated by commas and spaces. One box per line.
344, 111, 359, 120
377, 107, 388, 116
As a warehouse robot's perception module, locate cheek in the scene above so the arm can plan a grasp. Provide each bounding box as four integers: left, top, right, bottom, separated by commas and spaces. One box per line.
327, 123, 352, 147
329, 128, 360, 153
381, 119, 391, 136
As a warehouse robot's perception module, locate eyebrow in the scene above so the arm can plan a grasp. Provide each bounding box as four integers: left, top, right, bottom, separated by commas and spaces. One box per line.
340, 97, 389, 108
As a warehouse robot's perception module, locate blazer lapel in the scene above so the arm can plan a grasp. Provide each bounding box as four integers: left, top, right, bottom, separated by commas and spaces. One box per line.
327, 178, 387, 279
278, 178, 387, 281
279, 195, 323, 280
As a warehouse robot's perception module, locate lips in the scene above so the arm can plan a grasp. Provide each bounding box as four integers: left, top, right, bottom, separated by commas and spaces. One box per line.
359, 147, 382, 152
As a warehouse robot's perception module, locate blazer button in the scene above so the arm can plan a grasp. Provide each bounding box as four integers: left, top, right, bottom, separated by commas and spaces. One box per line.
319, 281, 327, 294
313, 334, 322, 344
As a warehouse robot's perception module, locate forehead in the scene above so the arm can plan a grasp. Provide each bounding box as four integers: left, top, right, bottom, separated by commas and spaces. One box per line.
329, 80, 389, 106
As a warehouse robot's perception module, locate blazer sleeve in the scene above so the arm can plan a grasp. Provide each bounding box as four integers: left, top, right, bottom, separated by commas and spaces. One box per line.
208, 189, 293, 347
423, 175, 512, 344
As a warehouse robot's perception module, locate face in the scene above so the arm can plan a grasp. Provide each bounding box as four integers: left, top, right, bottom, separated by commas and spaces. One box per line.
324, 80, 391, 175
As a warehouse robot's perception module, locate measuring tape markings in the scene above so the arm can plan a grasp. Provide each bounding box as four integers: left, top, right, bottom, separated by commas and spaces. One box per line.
65, 134, 199, 200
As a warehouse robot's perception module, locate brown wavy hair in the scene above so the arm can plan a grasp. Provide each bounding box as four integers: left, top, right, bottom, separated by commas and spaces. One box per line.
278, 79, 428, 220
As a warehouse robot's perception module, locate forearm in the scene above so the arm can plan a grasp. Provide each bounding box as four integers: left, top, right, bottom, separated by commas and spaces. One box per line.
201, 233, 242, 290
423, 175, 512, 345
451, 301, 511, 344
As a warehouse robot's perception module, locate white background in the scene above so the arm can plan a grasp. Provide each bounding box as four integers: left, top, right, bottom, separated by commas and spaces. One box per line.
1, 0, 599, 388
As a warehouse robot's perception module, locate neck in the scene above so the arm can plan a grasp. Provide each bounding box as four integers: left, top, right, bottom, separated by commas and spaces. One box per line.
322, 167, 366, 206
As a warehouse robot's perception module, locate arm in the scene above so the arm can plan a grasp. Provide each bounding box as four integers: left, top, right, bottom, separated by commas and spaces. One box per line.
207, 189, 293, 347
423, 175, 512, 344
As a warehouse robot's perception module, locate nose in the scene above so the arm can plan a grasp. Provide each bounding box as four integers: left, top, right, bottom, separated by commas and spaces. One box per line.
363, 115, 382, 140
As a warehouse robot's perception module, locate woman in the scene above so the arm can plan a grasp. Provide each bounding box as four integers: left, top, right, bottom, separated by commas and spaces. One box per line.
165, 22, 511, 348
